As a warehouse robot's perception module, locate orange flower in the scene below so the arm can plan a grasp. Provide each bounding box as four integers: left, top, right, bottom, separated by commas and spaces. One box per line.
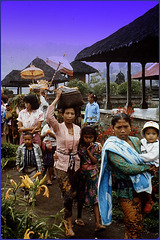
24, 229, 34, 239
5, 188, 12, 199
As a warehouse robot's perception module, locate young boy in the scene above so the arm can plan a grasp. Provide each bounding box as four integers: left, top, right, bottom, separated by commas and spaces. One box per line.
140, 121, 159, 213
16, 132, 43, 201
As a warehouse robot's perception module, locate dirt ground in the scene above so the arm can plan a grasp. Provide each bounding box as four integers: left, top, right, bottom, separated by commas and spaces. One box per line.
1, 166, 158, 239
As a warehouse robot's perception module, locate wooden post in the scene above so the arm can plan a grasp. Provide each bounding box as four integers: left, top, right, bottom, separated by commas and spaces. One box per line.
105, 62, 112, 109
141, 62, 148, 109
126, 62, 132, 108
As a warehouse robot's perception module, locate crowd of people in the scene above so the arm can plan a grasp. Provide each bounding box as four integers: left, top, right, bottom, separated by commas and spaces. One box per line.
1, 88, 159, 239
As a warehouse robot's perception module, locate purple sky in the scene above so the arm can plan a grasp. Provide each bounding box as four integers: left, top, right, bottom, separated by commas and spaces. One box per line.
1, 1, 158, 79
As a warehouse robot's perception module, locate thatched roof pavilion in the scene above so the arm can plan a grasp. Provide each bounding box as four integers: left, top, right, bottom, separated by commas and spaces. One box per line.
68, 61, 98, 83
75, 5, 159, 109
75, 5, 158, 63
1, 57, 68, 93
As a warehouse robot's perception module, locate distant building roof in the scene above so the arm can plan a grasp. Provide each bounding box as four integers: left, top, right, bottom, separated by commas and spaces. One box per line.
1, 57, 68, 88
132, 63, 159, 80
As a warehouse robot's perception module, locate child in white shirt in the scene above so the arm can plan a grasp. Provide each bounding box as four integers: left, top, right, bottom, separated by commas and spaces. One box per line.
140, 121, 159, 213
41, 122, 56, 185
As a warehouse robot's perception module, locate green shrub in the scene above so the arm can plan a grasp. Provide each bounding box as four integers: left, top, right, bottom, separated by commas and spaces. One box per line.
1, 142, 19, 158
93, 82, 118, 96
92, 82, 106, 96
110, 82, 118, 95
117, 80, 142, 95
67, 79, 90, 96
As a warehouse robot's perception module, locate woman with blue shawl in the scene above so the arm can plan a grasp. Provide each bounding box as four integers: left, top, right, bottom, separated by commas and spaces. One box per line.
98, 113, 156, 239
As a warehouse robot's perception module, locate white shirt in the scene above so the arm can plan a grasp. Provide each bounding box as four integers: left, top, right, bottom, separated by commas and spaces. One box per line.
140, 138, 159, 167
17, 108, 44, 128
41, 124, 56, 147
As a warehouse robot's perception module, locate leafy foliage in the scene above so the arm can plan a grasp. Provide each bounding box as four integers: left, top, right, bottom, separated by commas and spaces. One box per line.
92, 82, 106, 96
67, 79, 90, 96
110, 82, 118, 95
1, 174, 65, 239
117, 80, 142, 95
1, 142, 19, 158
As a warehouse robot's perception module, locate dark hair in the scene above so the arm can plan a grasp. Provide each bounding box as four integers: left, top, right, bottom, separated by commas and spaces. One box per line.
61, 106, 79, 116
111, 113, 131, 127
24, 132, 33, 138
79, 126, 97, 146
23, 94, 40, 110
143, 127, 159, 136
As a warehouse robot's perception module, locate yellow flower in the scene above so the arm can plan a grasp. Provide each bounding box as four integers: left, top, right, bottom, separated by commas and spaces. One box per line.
36, 187, 42, 196
39, 174, 47, 185
31, 171, 41, 179
10, 179, 17, 188
5, 188, 12, 199
64, 221, 69, 235
20, 175, 33, 189
24, 228, 34, 239
41, 185, 49, 198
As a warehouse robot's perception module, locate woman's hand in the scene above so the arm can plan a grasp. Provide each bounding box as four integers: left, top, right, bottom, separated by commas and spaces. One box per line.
31, 126, 40, 134
56, 89, 62, 99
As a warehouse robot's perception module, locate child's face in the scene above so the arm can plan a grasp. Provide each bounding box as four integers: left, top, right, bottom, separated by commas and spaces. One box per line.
6, 106, 11, 111
144, 127, 158, 143
83, 134, 94, 146
24, 135, 33, 147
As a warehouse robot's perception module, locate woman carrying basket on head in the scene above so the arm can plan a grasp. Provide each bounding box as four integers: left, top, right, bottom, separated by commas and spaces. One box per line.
46, 88, 81, 238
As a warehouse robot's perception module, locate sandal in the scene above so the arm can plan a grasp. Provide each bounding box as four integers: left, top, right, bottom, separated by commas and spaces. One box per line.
47, 180, 53, 185
95, 224, 106, 233
65, 229, 75, 238
144, 200, 154, 214
75, 219, 85, 226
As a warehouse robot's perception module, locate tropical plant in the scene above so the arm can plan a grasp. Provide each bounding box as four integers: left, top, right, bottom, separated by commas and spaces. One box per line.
67, 79, 89, 96
1, 142, 19, 158
110, 82, 118, 95
92, 82, 106, 96
117, 80, 142, 95
1, 173, 66, 239
1, 143, 19, 168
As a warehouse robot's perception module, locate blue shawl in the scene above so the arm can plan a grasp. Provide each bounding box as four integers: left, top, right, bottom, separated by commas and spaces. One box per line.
98, 136, 152, 226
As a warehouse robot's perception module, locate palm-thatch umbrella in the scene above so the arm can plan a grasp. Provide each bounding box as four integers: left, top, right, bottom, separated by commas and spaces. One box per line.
1, 57, 69, 94
20, 64, 45, 83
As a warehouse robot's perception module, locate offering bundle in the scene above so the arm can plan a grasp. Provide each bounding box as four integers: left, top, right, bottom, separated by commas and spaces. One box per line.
57, 86, 84, 109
